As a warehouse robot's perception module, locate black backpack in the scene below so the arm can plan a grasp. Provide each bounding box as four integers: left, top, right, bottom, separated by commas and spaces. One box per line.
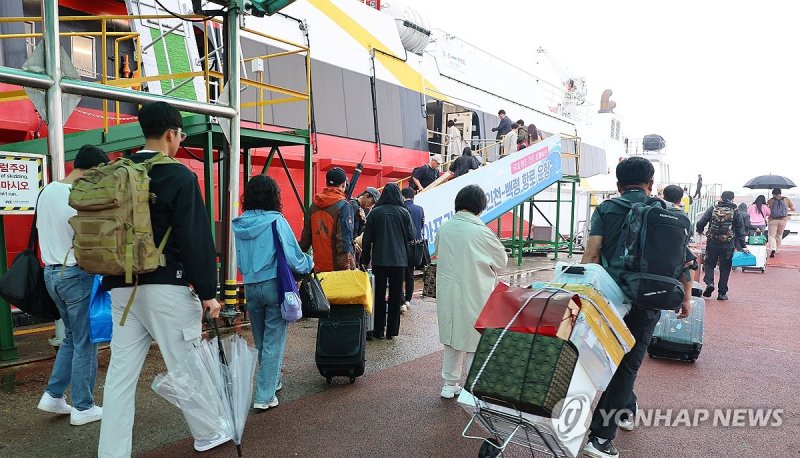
606, 197, 691, 310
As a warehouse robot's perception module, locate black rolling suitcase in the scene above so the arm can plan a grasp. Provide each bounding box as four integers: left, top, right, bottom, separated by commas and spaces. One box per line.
316, 304, 366, 384
648, 296, 704, 362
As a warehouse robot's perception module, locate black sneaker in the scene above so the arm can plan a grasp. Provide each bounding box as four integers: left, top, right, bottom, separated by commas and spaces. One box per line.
770, 250, 776, 258
583, 436, 619, 458
718, 294, 728, 301
702, 284, 715, 298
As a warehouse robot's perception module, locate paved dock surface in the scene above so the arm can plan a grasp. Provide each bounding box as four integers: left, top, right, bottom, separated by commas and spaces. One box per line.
1, 247, 797, 457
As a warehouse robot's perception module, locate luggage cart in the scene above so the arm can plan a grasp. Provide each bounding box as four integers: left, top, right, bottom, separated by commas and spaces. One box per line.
462, 396, 572, 457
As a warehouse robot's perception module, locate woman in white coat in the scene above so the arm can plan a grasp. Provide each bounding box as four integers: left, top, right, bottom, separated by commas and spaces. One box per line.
444, 119, 463, 163
435, 185, 508, 398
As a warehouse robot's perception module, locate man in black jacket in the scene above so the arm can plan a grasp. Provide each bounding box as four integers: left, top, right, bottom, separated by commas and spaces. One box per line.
360, 183, 415, 340
98, 102, 223, 457
696, 190, 748, 301
491, 109, 514, 139
401, 187, 425, 313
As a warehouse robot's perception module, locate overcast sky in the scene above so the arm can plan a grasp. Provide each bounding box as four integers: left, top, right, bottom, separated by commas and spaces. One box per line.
395, 0, 799, 196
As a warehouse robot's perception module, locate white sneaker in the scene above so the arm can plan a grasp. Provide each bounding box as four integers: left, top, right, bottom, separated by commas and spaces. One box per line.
253, 396, 279, 410
276, 380, 283, 391
194, 432, 232, 452
70, 405, 102, 426
440, 384, 462, 399
619, 403, 638, 431
400, 302, 409, 314
37, 392, 72, 415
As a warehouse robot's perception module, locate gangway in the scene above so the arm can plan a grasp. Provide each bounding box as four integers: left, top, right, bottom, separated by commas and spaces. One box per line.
415, 134, 577, 266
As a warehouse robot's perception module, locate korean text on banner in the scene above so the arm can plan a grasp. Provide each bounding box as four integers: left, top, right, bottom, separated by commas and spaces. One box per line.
415, 135, 563, 254
0, 152, 48, 214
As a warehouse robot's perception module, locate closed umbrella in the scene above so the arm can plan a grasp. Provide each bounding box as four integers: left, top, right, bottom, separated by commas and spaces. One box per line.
153, 319, 257, 457
743, 174, 796, 189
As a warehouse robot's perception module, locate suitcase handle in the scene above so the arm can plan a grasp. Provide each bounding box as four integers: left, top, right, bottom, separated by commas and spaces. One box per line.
561, 265, 586, 275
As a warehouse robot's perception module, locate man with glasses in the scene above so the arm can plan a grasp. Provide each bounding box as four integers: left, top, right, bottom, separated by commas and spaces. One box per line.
98, 102, 223, 456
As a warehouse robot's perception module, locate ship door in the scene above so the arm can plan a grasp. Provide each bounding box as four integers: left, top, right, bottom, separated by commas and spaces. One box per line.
426, 100, 443, 154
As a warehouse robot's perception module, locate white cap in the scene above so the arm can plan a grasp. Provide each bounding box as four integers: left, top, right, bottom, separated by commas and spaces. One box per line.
431, 154, 443, 163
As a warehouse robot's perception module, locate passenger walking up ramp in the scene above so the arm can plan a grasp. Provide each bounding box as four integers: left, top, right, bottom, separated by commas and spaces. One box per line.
416, 135, 563, 254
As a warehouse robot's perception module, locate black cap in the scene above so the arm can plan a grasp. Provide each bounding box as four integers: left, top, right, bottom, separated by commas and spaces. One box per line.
326, 167, 347, 186
74, 145, 110, 170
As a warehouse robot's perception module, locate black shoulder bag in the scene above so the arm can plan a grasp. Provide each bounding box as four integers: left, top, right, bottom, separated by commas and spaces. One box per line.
0, 197, 60, 320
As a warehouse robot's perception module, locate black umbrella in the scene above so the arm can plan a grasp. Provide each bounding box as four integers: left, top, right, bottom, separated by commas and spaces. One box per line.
743, 174, 796, 189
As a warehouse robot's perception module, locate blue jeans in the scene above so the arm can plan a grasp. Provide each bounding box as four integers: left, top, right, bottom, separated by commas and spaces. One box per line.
245, 279, 286, 404
43, 265, 98, 410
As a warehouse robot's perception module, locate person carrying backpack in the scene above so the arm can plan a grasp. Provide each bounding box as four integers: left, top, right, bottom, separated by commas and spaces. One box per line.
695, 191, 748, 301
36, 145, 108, 426
581, 157, 695, 458
448, 147, 479, 178
94, 102, 222, 456
299, 167, 355, 272
767, 188, 795, 257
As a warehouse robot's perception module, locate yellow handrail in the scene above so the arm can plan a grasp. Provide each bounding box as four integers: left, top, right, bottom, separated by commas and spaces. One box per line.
0, 14, 312, 137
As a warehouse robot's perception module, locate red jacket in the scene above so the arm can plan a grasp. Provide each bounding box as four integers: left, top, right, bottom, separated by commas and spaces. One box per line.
299, 187, 355, 272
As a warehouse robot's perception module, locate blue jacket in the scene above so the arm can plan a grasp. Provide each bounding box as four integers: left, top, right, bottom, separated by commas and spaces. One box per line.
404, 199, 425, 240
232, 211, 313, 284
494, 117, 514, 139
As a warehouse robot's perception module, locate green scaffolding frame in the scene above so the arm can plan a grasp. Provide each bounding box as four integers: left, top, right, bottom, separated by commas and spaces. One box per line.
0, 114, 311, 361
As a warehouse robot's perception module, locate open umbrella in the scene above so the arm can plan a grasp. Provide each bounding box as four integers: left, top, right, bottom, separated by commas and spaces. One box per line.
153, 319, 257, 456
744, 174, 796, 189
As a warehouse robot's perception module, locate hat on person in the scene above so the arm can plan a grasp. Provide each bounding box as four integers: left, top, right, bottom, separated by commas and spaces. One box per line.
326, 167, 347, 186
364, 187, 380, 201
74, 145, 110, 170
431, 154, 443, 163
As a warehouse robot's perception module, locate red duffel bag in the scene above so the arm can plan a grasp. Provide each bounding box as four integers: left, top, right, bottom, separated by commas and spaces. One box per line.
474, 283, 580, 339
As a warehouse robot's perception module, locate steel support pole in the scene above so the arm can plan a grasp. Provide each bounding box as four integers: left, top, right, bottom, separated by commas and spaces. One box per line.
0, 66, 53, 89
60, 80, 236, 118
43, 0, 64, 181
511, 205, 517, 257
554, 183, 562, 261
303, 143, 312, 210
43, 0, 67, 346
223, 2, 242, 311
517, 202, 524, 266
568, 181, 576, 257
203, 131, 215, 241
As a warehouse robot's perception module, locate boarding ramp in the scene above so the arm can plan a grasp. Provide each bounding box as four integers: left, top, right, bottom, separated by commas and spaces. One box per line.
415, 134, 566, 255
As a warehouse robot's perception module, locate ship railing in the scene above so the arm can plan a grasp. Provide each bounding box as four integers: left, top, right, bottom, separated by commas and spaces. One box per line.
0, 14, 311, 134
387, 134, 580, 195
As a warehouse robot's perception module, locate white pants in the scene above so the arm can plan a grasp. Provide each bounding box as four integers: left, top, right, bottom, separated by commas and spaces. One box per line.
768, 218, 788, 252
442, 345, 475, 386
98, 285, 203, 458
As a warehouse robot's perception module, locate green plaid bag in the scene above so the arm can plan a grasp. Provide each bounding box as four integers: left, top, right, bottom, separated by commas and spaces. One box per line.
747, 235, 767, 245
466, 328, 578, 417
422, 264, 436, 297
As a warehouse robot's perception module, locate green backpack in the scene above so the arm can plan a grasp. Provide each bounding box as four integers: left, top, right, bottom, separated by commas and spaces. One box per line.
68, 152, 176, 324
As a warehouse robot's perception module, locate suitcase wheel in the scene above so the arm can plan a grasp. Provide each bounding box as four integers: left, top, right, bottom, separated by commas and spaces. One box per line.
349, 376, 356, 384
326, 377, 332, 385
760, 268, 765, 273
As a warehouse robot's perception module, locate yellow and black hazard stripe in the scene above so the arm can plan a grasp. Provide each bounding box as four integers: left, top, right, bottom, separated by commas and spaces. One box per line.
0, 156, 45, 212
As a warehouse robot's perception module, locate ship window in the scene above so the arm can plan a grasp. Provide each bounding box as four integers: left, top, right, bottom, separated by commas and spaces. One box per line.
24, 22, 36, 56
71, 36, 96, 78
